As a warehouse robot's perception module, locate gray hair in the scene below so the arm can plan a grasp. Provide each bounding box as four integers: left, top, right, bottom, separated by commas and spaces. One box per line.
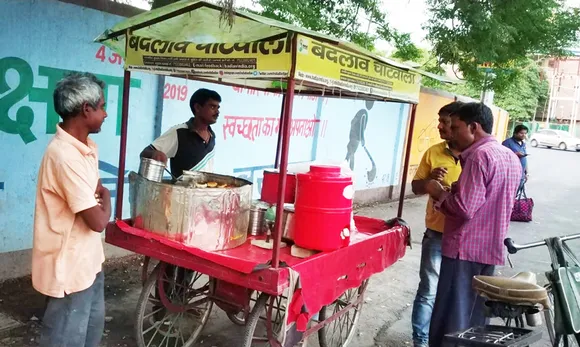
53, 72, 105, 119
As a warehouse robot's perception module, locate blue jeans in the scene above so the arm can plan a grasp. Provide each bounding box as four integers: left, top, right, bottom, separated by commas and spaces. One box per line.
411, 229, 443, 347
429, 257, 495, 347
40, 271, 105, 347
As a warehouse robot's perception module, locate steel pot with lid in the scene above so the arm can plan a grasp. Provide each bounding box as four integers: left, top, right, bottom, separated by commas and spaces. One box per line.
138, 158, 166, 182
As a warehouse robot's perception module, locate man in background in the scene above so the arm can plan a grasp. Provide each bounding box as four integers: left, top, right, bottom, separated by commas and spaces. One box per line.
425, 103, 522, 346
502, 124, 529, 191
410, 101, 463, 347
33, 73, 111, 347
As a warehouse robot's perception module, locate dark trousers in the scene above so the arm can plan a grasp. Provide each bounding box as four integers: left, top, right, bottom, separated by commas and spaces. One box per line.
40, 271, 105, 347
429, 257, 495, 347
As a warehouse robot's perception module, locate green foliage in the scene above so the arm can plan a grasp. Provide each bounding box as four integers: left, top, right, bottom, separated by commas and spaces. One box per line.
389, 33, 423, 62
255, 0, 419, 53
388, 48, 447, 88
441, 59, 549, 122
147, 0, 421, 54
425, 0, 580, 93
494, 63, 549, 122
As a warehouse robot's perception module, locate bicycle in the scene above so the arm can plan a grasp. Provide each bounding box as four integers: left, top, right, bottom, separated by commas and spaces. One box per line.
443, 234, 580, 347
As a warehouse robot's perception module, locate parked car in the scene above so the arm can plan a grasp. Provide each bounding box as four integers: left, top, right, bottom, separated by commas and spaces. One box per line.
529, 129, 580, 151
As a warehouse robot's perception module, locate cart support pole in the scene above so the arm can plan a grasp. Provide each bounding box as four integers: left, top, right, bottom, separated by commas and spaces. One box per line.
397, 103, 417, 218
115, 69, 132, 220
272, 80, 295, 268
274, 94, 287, 169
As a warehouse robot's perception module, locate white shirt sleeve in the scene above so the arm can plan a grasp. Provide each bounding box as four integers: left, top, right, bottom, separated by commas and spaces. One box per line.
205, 156, 215, 173
151, 124, 185, 158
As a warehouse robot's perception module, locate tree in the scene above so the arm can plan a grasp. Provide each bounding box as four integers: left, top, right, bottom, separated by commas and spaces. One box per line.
493, 62, 549, 122
148, 0, 420, 52
425, 0, 580, 93
255, 0, 419, 53
389, 45, 549, 122
388, 47, 447, 88
442, 58, 549, 122
389, 33, 423, 62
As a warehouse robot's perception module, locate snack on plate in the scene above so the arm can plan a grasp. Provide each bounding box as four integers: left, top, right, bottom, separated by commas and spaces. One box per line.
189, 181, 231, 189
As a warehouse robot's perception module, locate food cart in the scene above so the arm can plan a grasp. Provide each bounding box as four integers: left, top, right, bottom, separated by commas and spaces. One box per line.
95, 1, 428, 346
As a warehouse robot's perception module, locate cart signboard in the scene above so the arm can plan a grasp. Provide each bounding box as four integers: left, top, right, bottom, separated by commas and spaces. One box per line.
294, 35, 421, 103
125, 34, 291, 78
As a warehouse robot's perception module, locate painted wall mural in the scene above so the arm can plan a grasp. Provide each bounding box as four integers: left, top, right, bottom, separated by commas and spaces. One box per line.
0, 0, 410, 253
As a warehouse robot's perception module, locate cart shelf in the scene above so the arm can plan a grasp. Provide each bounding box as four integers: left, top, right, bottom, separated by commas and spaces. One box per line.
106, 215, 409, 315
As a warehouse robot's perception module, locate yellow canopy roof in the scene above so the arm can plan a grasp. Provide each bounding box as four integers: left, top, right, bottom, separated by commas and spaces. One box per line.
95, 0, 449, 103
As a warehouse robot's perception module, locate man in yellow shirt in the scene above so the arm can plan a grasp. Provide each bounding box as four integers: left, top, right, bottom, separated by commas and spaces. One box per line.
411, 101, 463, 347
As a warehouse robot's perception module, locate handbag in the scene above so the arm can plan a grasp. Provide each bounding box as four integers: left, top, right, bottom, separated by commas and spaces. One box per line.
546, 238, 580, 335
510, 186, 534, 222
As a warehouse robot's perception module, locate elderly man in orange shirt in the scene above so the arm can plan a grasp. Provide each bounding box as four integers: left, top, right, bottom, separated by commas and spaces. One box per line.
32, 72, 111, 347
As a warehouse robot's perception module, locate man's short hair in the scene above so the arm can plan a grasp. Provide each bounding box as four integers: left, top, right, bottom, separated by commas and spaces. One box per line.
53, 73, 105, 120
189, 88, 222, 115
513, 124, 529, 134
438, 101, 464, 117
453, 102, 494, 134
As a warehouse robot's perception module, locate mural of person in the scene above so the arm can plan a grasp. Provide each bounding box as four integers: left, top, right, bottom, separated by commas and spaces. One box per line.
345, 100, 377, 182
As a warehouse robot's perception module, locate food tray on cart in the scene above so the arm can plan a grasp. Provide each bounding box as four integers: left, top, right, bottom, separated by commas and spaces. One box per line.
106, 215, 409, 318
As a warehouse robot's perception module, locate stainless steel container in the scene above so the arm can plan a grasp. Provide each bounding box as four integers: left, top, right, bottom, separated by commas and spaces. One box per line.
248, 201, 269, 236
129, 171, 252, 251
138, 158, 166, 182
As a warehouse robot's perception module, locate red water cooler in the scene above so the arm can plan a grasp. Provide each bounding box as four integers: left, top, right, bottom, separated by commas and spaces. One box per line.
294, 165, 354, 251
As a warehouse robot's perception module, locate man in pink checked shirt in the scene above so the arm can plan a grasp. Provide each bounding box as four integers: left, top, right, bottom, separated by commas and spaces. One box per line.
423, 102, 522, 347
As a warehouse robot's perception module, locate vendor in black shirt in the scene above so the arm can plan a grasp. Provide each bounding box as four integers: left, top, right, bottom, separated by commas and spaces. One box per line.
140, 88, 221, 177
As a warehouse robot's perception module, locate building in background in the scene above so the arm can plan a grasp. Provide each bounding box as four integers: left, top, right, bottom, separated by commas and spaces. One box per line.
540, 54, 580, 136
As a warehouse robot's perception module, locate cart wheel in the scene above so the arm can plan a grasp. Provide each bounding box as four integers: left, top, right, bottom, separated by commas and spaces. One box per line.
134, 262, 214, 347
242, 293, 288, 347
318, 280, 368, 347
227, 290, 260, 326
228, 311, 248, 326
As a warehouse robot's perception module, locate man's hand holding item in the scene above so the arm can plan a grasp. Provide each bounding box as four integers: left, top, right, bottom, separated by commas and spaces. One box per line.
425, 179, 446, 201
151, 149, 168, 164
430, 167, 448, 182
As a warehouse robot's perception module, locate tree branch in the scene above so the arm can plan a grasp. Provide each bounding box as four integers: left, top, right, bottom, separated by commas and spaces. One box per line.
338, 3, 362, 37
